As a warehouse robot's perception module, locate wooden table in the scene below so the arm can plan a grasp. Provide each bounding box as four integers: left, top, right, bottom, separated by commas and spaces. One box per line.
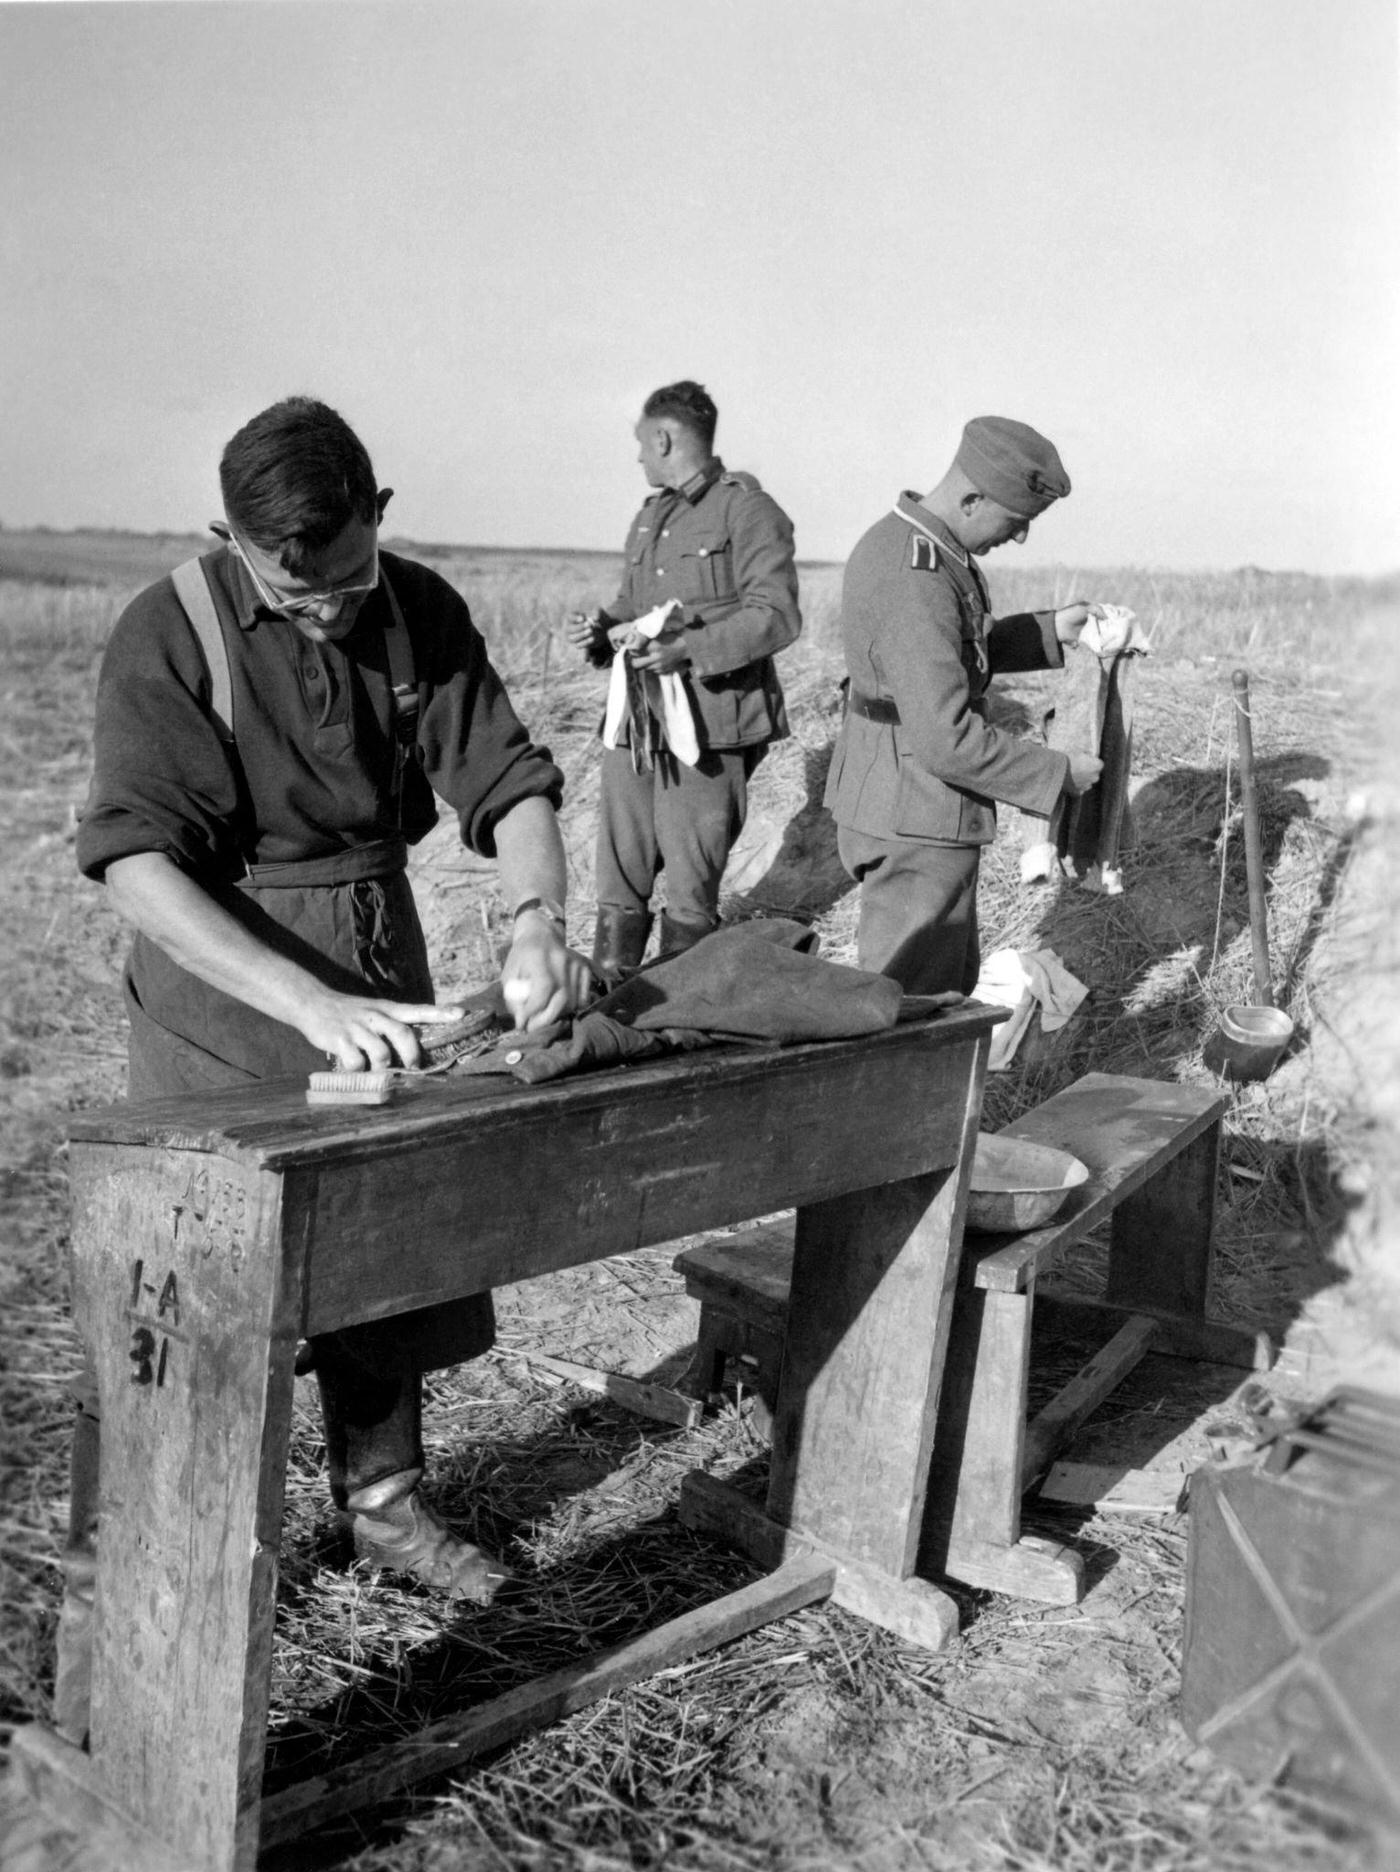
17, 1003, 997, 1872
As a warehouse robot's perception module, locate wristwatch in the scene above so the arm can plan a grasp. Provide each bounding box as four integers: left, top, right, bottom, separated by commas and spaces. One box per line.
512, 896, 567, 934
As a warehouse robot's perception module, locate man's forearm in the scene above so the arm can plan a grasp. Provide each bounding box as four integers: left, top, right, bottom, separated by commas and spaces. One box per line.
492, 795, 569, 918
104, 851, 333, 1029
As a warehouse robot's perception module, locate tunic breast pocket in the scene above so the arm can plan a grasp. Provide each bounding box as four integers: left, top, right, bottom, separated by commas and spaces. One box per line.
680, 534, 736, 604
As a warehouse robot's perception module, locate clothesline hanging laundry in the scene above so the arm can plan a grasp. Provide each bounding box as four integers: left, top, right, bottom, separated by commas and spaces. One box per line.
1018, 605, 1151, 895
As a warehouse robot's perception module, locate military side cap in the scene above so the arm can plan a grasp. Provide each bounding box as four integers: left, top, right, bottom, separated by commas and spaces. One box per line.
956, 416, 1070, 518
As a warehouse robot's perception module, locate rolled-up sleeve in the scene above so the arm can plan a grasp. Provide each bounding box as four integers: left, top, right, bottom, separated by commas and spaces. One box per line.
409, 570, 563, 857
76, 586, 243, 882
685, 490, 802, 678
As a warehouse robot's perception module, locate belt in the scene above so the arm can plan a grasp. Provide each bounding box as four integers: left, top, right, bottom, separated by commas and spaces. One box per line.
847, 688, 901, 726
238, 836, 409, 889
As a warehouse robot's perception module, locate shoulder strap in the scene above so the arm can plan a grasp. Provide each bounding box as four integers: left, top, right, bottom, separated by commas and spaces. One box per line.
170, 556, 234, 743
378, 567, 418, 743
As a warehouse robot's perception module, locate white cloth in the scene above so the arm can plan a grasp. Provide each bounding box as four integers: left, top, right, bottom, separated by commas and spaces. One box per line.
601, 600, 700, 766
969, 946, 1089, 1071
1081, 605, 1151, 658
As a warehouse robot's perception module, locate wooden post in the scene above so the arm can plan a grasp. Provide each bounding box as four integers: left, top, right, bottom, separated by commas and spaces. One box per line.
1232, 668, 1274, 1007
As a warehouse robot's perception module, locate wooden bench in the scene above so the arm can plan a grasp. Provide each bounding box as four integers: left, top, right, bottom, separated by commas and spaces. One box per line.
675, 1072, 1274, 1606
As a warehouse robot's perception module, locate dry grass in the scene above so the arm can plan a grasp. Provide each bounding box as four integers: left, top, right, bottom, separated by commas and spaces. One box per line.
1, 537, 1397, 1871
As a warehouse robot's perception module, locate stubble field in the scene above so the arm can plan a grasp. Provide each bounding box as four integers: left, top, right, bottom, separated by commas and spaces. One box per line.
1, 528, 1398, 1871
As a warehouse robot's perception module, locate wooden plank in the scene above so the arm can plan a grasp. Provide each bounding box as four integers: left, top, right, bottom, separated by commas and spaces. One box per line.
966, 1076, 1228, 1293
523, 1353, 704, 1429
1106, 1121, 1219, 1316
1037, 1461, 1190, 1514
66, 1005, 1001, 1166
1034, 1290, 1274, 1371
1020, 1313, 1160, 1484
8, 1724, 194, 1872
938, 1532, 1084, 1604
767, 1034, 986, 1578
257, 1553, 836, 1849
674, 1220, 796, 1325
299, 1021, 986, 1339
678, 1471, 958, 1651
69, 1143, 309, 1872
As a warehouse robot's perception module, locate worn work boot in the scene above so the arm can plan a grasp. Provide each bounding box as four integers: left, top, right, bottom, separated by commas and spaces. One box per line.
345, 1468, 511, 1604
590, 906, 651, 982
657, 911, 717, 959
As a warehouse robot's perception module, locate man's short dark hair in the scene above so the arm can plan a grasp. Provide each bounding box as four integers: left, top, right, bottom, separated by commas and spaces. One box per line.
642, 381, 718, 451
219, 397, 378, 572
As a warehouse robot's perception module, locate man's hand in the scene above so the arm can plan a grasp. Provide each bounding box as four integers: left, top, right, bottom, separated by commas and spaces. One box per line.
564, 611, 606, 655
500, 914, 593, 1031
629, 631, 691, 676
302, 995, 464, 1072
1064, 752, 1104, 797
1053, 602, 1105, 646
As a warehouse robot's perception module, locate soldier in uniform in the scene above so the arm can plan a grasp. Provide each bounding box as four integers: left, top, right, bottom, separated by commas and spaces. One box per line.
566, 381, 801, 973
824, 415, 1131, 994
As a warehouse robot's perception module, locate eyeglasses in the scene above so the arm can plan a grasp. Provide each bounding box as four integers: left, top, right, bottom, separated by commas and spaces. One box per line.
228, 534, 380, 619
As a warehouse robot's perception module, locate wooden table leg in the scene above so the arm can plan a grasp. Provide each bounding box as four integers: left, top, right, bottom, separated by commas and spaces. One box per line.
62, 1144, 305, 1872
685, 1039, 987, 1652
920, 1279, 1085, 1605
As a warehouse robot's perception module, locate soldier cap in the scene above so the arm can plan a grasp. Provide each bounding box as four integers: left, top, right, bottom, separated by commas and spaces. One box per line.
956, 416, 1070, 519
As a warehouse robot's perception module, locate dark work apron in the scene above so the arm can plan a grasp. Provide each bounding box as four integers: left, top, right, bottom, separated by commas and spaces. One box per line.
123, 837, 495, 1374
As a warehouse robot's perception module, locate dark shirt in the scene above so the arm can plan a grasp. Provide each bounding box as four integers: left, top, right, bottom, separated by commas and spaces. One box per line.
77, 546, 563, 883
597, 460, 802, 748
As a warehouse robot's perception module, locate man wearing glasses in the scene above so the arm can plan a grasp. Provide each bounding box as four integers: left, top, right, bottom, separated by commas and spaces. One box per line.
63, 399, 587, 1727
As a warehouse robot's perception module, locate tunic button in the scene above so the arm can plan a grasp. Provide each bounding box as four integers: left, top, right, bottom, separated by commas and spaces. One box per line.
303, 665, 320, 680
698, 547, 709, 557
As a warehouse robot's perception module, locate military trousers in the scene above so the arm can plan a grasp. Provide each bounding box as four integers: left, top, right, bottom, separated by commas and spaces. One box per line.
595, 742, 764, 927
837, 826, 982, 996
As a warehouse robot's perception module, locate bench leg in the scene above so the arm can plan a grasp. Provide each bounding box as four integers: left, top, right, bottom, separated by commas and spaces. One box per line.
921, 1282, 1085, 1605
685, 1306, 732, 1400
1106, 1118, 1219, 1317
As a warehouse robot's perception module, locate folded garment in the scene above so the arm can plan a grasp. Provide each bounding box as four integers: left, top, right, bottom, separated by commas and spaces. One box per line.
601, 600, 700, 768
968, 946, 1088, 1071
443, 918, 906, 1085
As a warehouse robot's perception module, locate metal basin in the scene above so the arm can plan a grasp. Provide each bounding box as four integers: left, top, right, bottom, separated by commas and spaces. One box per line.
964, 1132, 1090, 1235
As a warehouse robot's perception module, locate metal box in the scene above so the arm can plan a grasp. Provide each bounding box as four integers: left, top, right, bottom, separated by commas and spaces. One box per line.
1181, 1387, 1400, 1824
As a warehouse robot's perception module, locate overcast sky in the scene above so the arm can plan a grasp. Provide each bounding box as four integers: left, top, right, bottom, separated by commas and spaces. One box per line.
2, 0, 1396, 573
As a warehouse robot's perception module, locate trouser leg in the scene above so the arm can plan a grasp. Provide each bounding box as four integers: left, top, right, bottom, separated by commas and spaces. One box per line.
653, 745, 762, 929
838, 827, 982, 994
594, 746, 662, 917
312, 1333, 425, 1511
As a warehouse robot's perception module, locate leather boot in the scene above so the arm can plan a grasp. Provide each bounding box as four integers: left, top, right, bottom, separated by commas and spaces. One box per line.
317, 1342, 509, 1604
54, 1402, 101, 1745
590, 906, 651, 983
344, 1467, 510, 1605
657, 912, 717, 959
